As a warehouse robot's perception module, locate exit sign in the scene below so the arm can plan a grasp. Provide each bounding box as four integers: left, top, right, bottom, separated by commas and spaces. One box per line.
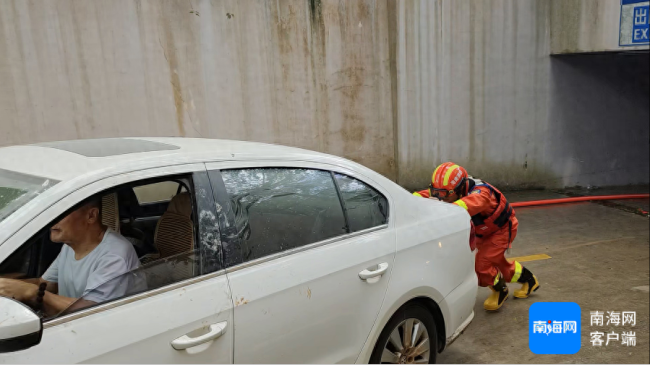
620, 0, 650, 46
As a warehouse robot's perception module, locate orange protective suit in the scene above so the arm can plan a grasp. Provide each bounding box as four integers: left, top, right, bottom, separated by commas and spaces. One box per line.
415, 183, 522, 287
455, 185, 520, 287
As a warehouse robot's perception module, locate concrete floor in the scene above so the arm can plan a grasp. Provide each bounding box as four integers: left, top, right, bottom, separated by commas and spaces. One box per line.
438, 190, 649, 364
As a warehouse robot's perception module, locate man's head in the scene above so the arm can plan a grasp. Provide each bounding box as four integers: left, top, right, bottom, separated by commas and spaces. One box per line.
429, 162, 469, 203
50, 196, 103, 244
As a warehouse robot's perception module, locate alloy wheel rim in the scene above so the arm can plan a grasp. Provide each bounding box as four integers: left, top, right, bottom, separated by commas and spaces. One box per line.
380, 318, 430, 364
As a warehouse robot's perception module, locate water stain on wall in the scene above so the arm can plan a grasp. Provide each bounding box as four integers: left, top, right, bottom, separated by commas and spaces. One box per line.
160, 3, 185, 137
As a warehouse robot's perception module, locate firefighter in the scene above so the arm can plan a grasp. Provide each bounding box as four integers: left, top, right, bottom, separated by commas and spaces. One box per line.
413, 162, 540, 311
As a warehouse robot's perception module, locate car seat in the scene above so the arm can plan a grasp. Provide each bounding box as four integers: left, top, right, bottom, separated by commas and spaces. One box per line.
101, 193, 120, 233
153, 192, 194, 257
139, 192, 196, 288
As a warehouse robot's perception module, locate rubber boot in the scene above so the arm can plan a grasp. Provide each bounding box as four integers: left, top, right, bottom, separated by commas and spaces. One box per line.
514, 267, 540, 299
483, 274, 509, 311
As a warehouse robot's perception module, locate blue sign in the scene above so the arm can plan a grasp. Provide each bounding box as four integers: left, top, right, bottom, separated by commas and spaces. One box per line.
632, 6, 649, 43
620, 0, 650, 46
529, 302, 582, 355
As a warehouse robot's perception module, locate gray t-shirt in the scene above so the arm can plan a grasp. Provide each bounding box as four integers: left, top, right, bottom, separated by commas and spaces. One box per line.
43, 229, 142, 303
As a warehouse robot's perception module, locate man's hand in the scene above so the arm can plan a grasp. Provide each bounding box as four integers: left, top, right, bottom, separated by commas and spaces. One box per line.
0, 278, 39, 303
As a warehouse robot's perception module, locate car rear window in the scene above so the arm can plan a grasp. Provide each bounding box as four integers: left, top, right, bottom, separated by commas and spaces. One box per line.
132, 181, 181, 204
333, 173, 389, 232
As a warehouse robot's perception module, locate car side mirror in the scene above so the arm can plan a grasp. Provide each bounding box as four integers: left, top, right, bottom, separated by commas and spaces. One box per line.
0, 297, 42, 353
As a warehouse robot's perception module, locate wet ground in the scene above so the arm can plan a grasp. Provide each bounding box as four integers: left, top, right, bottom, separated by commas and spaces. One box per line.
438, 188, 649, 364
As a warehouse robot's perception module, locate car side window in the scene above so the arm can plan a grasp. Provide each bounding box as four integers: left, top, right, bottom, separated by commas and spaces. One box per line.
0, 172, 222, 322
0, 243, 34, 279
333, 173, 389, 232
220, 168, 347, 262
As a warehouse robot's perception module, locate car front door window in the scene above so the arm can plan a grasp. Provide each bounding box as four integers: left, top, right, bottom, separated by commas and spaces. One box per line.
0, 176, 201, 320
0, 167, 233, 363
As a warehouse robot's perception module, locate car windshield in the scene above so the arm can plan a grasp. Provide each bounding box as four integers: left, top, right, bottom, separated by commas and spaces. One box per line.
0, 168, 58, 223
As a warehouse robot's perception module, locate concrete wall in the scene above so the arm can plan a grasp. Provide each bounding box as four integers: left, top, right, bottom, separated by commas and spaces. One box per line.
398, 0, 649, 189
551, 0, 650, 54
0, 0, 396, 179
396, 0, 555, 190
0, 0, 648, 189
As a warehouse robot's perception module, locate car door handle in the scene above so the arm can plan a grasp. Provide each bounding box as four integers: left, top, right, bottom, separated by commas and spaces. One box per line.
171, 322, 228, 350
359, 262, 389, 280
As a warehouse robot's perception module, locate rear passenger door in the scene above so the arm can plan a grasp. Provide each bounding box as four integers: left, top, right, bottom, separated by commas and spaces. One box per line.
205, 162, 395, 364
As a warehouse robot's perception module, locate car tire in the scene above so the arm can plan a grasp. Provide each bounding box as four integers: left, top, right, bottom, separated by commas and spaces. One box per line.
369, 302, 438, 364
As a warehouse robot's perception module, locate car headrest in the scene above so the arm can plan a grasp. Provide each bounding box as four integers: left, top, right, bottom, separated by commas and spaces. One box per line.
101, 193, 120, 233
167, 192, 192, 217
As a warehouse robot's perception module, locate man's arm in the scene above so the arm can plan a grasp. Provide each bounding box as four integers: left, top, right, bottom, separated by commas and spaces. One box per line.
453, 188, 492, 216
39, 291, 95, 317
21, 277, 59, 294
0, 278, 84, 317
413, 189, 431, 198
19, 278, 43, 285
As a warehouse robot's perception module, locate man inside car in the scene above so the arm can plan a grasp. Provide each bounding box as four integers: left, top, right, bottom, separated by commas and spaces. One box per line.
0, 196, 141, 317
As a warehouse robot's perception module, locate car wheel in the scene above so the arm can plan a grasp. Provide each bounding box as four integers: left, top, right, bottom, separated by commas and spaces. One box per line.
369, 303, 438, 364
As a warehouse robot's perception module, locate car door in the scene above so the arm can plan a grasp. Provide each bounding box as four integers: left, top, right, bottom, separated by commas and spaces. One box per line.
205, 161, 396, 363
0, 164, 233, 364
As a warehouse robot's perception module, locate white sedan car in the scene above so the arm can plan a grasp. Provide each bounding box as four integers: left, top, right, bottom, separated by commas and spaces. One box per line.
0, 138, 476, 364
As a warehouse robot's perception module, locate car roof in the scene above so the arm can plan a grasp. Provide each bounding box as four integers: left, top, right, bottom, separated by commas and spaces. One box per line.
0, 137, 333, 181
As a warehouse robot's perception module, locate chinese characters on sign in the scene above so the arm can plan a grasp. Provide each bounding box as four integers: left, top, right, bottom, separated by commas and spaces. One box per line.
589, 311, 636, 347
632, 6, 649, 43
